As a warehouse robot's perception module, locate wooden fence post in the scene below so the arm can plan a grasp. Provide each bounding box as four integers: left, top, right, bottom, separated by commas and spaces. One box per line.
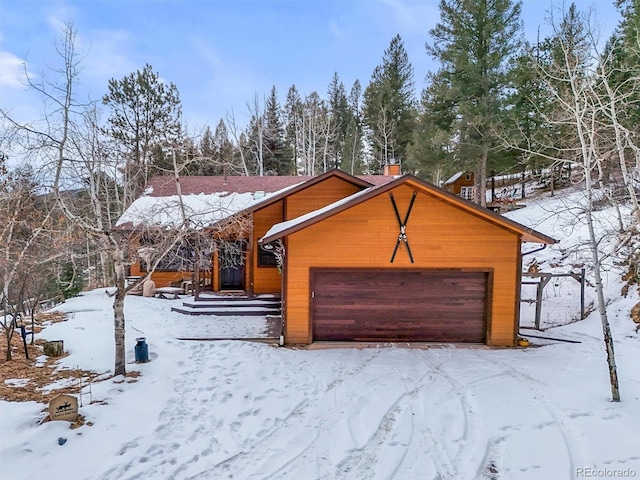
581, 268, 585, 319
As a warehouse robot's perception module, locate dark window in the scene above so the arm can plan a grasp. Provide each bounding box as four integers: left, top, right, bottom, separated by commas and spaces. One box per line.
258, 246, 278, 267
140, 244, 195, 272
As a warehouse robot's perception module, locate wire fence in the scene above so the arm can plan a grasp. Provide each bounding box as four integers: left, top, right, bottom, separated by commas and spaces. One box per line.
520, 271, 590, 330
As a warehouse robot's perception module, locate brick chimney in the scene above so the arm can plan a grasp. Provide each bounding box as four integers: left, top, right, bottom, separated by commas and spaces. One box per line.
383, 159, 401, 176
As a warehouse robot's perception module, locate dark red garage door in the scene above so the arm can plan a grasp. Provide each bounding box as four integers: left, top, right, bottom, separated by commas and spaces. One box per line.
311, 269, 488, 343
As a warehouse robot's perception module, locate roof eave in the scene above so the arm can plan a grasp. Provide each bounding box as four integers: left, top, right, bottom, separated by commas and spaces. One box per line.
261, 174, 557, 245
236, 169, 374, 219
521, 231, 557, 244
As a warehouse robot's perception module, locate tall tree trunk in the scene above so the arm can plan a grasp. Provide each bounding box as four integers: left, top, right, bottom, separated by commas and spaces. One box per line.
579, 96, 621, 400
616, 137, 638, 212
350, 130, 359, 175
322, 118, 331, 173
100, 251, 111, 286
576, 111, 620, 402
5, 333, 12, 361
3, 300, 13, 361
478, 144, 488, 207
585, 178, 620, 401
113, 254, 127, 376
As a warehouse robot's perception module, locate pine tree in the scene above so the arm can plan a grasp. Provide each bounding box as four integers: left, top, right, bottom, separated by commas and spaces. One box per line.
284, 85, 303, 173
427, 0, 523, 205
405, 71, 457, 182
193, 121, 235, 175
263, 86, 292, 175
363, 35, 417, 173
327, 72, 350, 170
199, 126, 215, 163
537, 3, 592, 182
102, 64, 182, 197
212, 119, 236, 175
343, 80, 365, 174
605, 1, 640, 147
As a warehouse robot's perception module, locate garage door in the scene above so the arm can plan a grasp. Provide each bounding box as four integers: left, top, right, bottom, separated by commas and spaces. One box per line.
311, 269, 488, 343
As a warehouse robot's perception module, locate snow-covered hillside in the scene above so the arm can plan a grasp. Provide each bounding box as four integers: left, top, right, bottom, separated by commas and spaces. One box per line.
1, 186, 639, 480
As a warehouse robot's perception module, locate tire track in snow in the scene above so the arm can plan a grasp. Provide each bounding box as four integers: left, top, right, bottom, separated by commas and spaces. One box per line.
475, 435, 507, 480
470, 351, 593, 480
333, 367, 440, 480
190, 348, 387, 479
411, 349, 513, 479
237, 350, 441, 480
258, 353, 400, 479
413, 350, 475, 479
324, 349, 384, 392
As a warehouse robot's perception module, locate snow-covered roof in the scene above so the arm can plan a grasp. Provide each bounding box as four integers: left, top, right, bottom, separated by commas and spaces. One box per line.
261, 188, 372, 241
144, 175, 312, 196
115, 169, 393, 230
444, 171, 465, 185
116, 183, 302, 230
116, 192, 255, 229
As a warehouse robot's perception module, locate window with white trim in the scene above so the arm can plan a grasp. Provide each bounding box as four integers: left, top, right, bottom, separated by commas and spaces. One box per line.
460, 186, 474, 201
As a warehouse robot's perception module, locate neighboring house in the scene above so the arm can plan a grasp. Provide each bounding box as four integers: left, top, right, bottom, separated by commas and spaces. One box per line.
444, 170, 475, 201
117, 169, 555, 347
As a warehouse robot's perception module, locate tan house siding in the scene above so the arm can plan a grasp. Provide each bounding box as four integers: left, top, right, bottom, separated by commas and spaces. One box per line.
251, 177, 366, 293
284, 176, 363, 220
283, 184, 521, 346
252, 201, 284, 293
129, 267, 188, 289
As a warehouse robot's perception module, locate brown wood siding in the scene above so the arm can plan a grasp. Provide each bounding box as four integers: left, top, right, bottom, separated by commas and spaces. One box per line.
446, 173, 474, 196
283, 184, 521, 346
212, 249, 219, 292
131, 252, 217, 290
130, 265, 189, 288
312, 269, 488, 342
285, 176, 362, 220
448, 184, 462, 196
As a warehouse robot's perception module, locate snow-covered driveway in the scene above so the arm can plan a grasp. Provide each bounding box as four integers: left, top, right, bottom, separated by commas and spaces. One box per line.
96, 343, 638, 480
2, 291, 639, 480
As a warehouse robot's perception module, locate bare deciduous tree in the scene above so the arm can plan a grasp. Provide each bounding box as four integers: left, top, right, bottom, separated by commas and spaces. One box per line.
0, 164, 64, 360
505, 6, 623, 401
225, 110, 250, 176
1, 23, 251, 375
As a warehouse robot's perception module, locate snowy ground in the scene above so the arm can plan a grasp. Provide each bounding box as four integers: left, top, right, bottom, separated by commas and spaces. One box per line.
2, 187, 640, 480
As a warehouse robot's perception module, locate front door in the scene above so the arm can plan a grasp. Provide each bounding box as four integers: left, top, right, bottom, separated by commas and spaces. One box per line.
219, 242, 245, 290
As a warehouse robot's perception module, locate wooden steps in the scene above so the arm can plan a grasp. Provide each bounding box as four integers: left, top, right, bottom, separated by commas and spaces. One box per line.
171, 293, 282, 317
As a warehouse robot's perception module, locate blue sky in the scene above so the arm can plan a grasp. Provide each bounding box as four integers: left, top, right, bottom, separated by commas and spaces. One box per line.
0, 0, 621, 133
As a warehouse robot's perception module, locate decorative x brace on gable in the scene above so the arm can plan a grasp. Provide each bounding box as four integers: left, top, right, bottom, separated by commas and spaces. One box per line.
389, 191, 417, 263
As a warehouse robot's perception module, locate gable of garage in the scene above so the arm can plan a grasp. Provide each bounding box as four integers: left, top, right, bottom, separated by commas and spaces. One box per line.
250, 171, 384, 293
261, 176, 555, 346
